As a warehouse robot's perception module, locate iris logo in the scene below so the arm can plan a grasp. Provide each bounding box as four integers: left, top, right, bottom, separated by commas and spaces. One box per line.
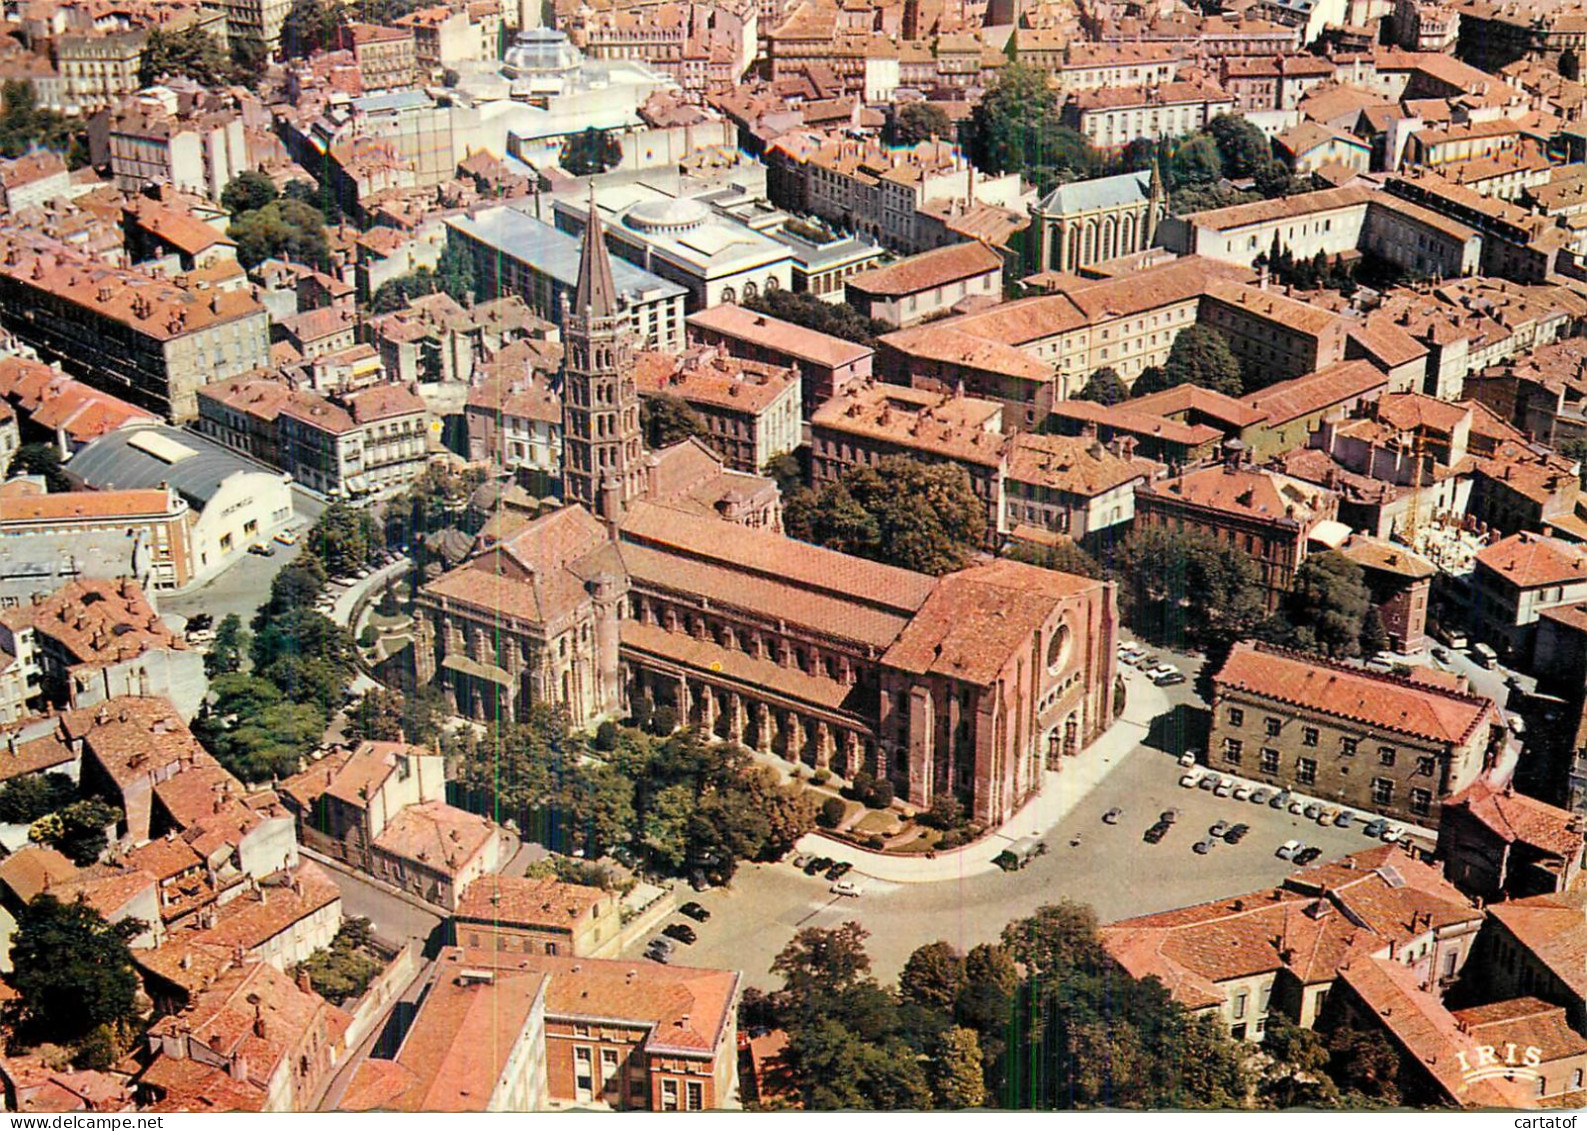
1454, 1043, 1544, 1083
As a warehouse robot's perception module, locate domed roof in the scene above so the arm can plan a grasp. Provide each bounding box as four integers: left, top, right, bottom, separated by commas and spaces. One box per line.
624, 197, 710, 233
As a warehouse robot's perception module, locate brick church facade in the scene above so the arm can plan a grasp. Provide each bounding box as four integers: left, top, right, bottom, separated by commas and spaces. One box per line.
415, 204, 1120, 827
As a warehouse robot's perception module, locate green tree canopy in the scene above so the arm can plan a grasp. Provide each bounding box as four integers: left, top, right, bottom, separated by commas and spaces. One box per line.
8, 896, 142, 1049
204, 613, 251, 678
229, 198, 331, 271
742, 289, 890, 347
967, 62, 1097, 189
1204, 114, 1272, 180
0, 772, 75, 825
560, 127, 624, 175
1115, 526, 1267, 650
310, 501, 385, 578
1003, 538, 1102, 579
891, 102, 954, 146
900, 940, 965, 1010
295, 918, 383, 1004
1170, 133, 1223, 188
139, 25, 236, 88
1280, 550, 1372, 658
281, 0, 346, 57
0, 81, 81, 163
29, 800, 121, 865
193, 673, 327, 782
8, 442, 72, 493
1159, 324, 1243, 397
933, 1026, 988, 1108
1073, 365, 1128, 407
221, 170, 279, 215
370, 239, 478, 312
784, 456, 986, 576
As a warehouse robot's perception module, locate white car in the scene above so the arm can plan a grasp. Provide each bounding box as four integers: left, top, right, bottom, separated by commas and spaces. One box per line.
1214, 780, 1234, 798
1289, 799, 1307, 815
1177, 753, 1197, 768
1318, 807, 1340, 826
1146, 664, 1178, 680
831, 880, 861, 897
1232, 784, 1253, 801
1179, 772, 1201, 788
1382, 826, 1405, 844
1276, 839, 1303, 861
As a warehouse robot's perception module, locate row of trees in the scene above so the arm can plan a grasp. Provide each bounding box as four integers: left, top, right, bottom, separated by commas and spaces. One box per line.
741, 289, 892, 348
452, 707, 817, 882
1072, 324, 1245, 404
192, 503, 377, 782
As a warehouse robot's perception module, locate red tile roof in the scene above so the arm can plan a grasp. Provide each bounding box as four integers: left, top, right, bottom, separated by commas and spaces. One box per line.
1214, 641, 1496, 746
1476, 532, 1587, 589
845, 241, 1003, 298
1444, 781, 1584, 858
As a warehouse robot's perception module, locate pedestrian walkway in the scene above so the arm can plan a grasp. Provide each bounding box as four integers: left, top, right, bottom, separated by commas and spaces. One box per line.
797, 669, 1173, 884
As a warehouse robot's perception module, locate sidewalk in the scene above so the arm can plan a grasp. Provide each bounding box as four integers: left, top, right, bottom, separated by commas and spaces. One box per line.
797, 669, 1172, 884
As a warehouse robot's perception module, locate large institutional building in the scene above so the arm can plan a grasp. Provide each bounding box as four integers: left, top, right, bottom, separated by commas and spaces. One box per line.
415, 213, 1119, 827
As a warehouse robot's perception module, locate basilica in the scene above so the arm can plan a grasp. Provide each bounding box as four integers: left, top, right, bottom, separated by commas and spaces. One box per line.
415, 206, 1120, 827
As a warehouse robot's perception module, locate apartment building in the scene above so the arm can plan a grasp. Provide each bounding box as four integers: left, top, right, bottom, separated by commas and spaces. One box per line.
0, 235, 271, 423
92, 88, 254, 202
1471, 532, 1587, 662
686, 302, 873, 417
844, 242, 1003, 329
451, 876, 624, 958
337, 23, 419, 91
1207, 641, 1508, 826
1062, 81, 1236, 150
277, 383, 432, 498
0, 483, 197, 593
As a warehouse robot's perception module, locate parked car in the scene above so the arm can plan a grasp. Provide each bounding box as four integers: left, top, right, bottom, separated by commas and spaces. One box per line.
274, 529, 299, 546
1250, 788, 1271, 805
249, 541, 275, 556
1145, 664, 1177, 681
1160, 809, 1180, 824
1334, 810, 1354, 828
663, 923, 697, 945
1362, 819, 1387, 838
831, 879, 861, 897
1143, 823, 1169, 844
1177, 753, 1197, 768
1154, 672, 1187, 687
791, 855, 809, 870
1199, 775, 1220, 792
648, 935, 674, 954
1303, 803, 1323, 820
1192, 838, 1215, 855
804, 857, 830, 876
1382, 826, 1406, 844
1102, 807, 1123, 824
1276, 839, 1304, 860
1290, 799, 1307, 815
1209, 820, 1231, 838
1318, 807, 1340, 826
646, 949, 672, 964
1271, 790, 1291, 809
679, 901, 711, 922
825, 862, 853, 881
1179, 773, 1201, 789
1232, 784, 1252, 801
1225, 823, 1250, 844
1431, 647, 1449, 662
1294, 846, 1323, 866
1214, 780, 1234, 798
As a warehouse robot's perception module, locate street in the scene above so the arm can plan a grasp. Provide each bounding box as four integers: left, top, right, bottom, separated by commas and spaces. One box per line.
320, 860, 442, 953
160, 488, 326, 626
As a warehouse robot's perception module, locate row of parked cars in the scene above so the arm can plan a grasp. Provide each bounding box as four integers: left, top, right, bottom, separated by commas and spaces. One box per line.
792, 853, 861, 896
1177, 767, 1410, 843
1118, 641, 1186, 686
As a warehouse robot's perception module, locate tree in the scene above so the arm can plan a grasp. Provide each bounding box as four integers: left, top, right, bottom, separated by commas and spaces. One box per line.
229, 198, 332, 271
310, 501, 384, 578
1160, 325, 1242, 396
1327, 1023, 1400, 1104
1254, 159, 1296, 199
283, 177, 343, 226
892, 102, 953, 147
559, 760, 636, 856
766, 451, 804, 496
295, 918, 383, 1004
0, 772, 75, 824
139, 25, 235, 88
8, 896, 142, 1049
8, 442, 72, 493
1072, 365, 1127, 407
251, 609, 357, 709
967, 62, 1097, 189
641, 394, 705, 449
1130, 365, 1169, 397
785, 456, 986, 576
933, 1026, 988, 1108
281, 0, 346, 58
194, 674, 328, 781
1003, 539, 1102, 579
221, 170, 278, 216
205, 613, 251, 678
370, 238, 478, 312
901, 941, 965, 1010
1363, 604, 1392, 657
742, 289, 890, 347
1204, 114, 1272, 180
1171, 134, 1223, 188
1283, 551, 1371, 659
1563, 47, 1581, 81
1000, 900, 1105, 978
0, 81, 80, 164
30, 800, 120, 865
560, 126, 623, 175
1260, 1014, 1342, 1108
1115, 527, 1267, 650
772, 921, 874, 1009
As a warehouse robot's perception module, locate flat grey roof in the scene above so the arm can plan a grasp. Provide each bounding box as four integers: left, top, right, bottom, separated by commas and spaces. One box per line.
447, 207, 687, 303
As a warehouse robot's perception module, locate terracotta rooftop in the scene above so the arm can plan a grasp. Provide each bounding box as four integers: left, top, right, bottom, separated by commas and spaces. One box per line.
1243, 360, 1386, 426
1183, 185, 1374, 231
810, 382, 1006, 468
0, 487, 179, 524
280, 740, 430, 814
23, 576, 187, 668
844, 241, 1002, 298
1444, 781, 1583, 858
1127, 382, 1268, 428
633, 348, 797, 416
64, 695, 209, 789
1338, 536, 1437, 580
1002, 432, 1147, 497
1213, 641, 1495, 746
1142, 462, 1334, 524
